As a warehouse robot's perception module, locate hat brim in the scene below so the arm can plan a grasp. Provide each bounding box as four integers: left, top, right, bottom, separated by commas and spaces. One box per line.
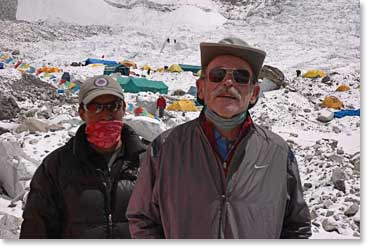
82, 88, 125, 105
200, 42, 266, 81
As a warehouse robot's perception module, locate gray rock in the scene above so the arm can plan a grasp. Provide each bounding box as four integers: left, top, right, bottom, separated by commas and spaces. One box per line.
303, 182, 312, 190
331, 168, 346, 193
329, 140, 338, 149
0, 93, 20, 120
312, 220, 321, 227
11, 49, 20, 56
327, 154, 343, 164
344, 203, 359, 217
316, 109, 334, 122
323, 199, 334, 209
332, 126, 342, 134
322, 218, 339, 232
0, 213, 21, 231
0, 126, 9, 135
303, 108, 311, 113
326, 210, 334, 217
353, 210, 360, 225
349, 152, 360, 171
0, 228, 18, 239
336, 148, 344, 155
310, 209, 318, 220
15, 118, 48, 133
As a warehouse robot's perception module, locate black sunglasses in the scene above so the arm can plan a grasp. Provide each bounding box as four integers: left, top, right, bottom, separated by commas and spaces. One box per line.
208, 67, 251, 84
84, 100, 123, 114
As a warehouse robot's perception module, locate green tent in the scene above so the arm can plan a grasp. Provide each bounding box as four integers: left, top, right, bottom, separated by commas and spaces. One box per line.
179, 64, 201, 73
117, 76, 168, 94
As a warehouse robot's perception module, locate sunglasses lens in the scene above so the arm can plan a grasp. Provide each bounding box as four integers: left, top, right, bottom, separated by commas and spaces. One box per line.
233, 70, 250, 84
86, 103, 98, 112
208, 68, 226, 83
86, 101, 122, 113
110, 101, 122, 112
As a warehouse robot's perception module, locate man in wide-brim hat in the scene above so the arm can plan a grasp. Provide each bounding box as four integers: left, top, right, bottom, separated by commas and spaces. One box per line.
127, 37, 312, 239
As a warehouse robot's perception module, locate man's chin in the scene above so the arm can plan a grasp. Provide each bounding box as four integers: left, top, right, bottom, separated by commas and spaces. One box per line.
212, 109, 237, 119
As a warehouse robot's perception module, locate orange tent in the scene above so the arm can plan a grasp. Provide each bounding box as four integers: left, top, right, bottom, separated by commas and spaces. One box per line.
321, 96, 344, 109
336, 84, 350, 92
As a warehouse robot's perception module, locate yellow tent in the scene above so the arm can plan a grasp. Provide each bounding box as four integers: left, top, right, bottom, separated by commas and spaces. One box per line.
336, 84, 350, 92
156, 67, 165, 73
321, 96, 344, 109
168, 64, 183, 73
142, 64, 152, 71
303, 70, 326, 78
167, 100, 198, 112
120, 60, 137, 68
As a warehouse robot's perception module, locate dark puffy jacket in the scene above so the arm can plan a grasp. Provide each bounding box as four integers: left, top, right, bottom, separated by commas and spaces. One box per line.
127, 116, 312, 239
20, 124, 146, 239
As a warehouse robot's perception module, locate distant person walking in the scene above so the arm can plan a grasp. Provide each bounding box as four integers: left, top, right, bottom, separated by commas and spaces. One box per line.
156, 96, 166, 118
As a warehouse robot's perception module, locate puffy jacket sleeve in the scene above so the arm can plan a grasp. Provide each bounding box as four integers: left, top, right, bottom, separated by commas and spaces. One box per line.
20, 158, 63, 238
280, 149, 312, 239
126, 144, 164, 238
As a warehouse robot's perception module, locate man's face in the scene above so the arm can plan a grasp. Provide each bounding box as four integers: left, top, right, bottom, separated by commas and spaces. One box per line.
197, 55, 259, 118
79, 94, 124, 124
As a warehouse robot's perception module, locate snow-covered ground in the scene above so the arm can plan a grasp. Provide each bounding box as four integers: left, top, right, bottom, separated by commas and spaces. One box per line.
0, 0, 363, 240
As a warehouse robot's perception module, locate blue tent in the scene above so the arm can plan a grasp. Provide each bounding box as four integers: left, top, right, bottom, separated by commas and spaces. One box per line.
179, 64, 201, 73
85, 58, 118, 66
334, 109, 360, 118
0, 63, 4, 69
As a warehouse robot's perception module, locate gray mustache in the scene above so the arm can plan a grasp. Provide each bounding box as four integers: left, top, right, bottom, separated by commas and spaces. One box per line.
212, 86, 242, 100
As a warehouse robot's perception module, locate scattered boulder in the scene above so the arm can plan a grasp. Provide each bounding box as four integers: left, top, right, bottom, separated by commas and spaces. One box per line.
11, 49, 20, 56
15, 118, 64, 133
0, 213, 22, 239
124, 115, 166, 142
344, 203, 359, 217
0, 141, 38, 198
0, 126, 10, 135
317, 109, 334, 122
172, 89, 186, 96
349, 152, 360, 171
322, 218, 339, 232
331, 168, 346, 193
0, 93, 20, 120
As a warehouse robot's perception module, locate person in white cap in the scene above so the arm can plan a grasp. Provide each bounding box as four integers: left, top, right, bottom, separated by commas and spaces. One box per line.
20, 75, 146, 238
127, 37, 311, 239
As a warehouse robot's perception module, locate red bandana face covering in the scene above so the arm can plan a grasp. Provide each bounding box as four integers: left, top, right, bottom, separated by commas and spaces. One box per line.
85, 120, 123, 150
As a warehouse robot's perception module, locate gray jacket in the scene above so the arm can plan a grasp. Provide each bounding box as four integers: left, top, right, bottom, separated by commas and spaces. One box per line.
126, 117, 311, 239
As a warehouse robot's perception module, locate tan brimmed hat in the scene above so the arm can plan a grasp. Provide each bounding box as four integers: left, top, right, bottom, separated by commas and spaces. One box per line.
200, 37, 266, 81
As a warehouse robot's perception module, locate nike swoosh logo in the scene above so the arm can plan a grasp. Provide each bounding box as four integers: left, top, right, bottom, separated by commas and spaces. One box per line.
254, 164, 269, 169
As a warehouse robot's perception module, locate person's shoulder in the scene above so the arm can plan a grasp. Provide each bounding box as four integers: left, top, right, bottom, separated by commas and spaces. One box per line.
41, 138, 73, 169
252, 123, 289, 150
151, 119, 199, 147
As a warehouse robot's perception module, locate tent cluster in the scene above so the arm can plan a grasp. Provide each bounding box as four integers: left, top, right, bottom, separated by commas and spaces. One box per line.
0, 53, 37, 74
117, 76, 168, 94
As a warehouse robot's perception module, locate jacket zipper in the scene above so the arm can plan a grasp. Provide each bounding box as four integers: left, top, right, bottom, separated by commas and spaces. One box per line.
98, 168, 113, 238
